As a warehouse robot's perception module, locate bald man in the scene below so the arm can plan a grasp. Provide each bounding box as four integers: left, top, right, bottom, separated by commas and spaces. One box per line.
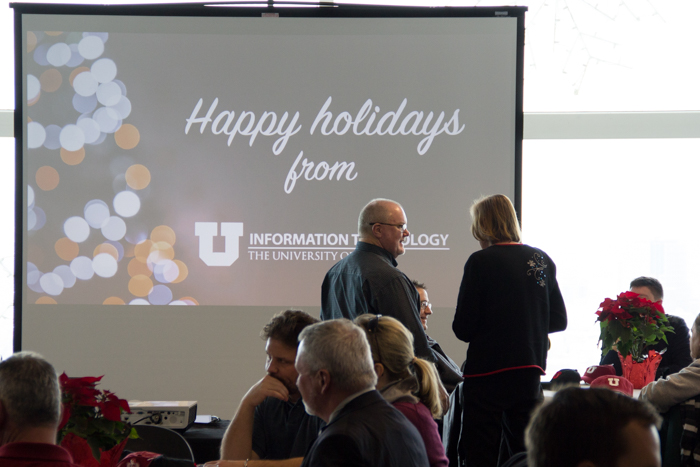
320, 198, 432, 360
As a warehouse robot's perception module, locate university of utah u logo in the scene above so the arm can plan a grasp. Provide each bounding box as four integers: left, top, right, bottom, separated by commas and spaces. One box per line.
195, 222, 244, 266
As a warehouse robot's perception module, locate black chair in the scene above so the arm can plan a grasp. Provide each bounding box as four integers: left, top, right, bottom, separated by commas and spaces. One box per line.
125, 425, 195, 462
659, 403, 682, 467
443, 381, 465, 467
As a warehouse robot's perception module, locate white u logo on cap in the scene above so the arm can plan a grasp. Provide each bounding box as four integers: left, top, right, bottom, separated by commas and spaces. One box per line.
608, 377, 620, 386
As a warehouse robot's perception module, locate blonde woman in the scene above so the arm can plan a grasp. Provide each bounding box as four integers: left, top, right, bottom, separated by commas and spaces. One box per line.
355, 314, 448, 467
452, 194, 567, 466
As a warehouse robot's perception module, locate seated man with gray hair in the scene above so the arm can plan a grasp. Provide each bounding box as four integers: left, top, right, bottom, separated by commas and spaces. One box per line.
0, 351, 81, 467
295, 319, 429, 467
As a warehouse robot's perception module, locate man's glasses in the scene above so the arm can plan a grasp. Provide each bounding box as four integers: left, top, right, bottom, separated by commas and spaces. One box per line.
369, 222, 408, 233
420, 301, 431, 310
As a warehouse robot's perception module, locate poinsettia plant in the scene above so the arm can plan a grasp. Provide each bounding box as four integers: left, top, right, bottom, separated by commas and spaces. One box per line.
58, 373, 137, 467
596, 291, 675, 362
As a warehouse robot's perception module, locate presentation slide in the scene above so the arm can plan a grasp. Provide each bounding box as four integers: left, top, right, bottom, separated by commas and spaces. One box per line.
20, 12, 519, 310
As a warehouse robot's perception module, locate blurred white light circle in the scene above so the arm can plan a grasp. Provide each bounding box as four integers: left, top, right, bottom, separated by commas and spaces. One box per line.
64, 216, 90, 243
27, 267, 41, 285
59, 124, 85, 151
101, 216, 127, 241
84, 32, 109, 42
47, 43, 71, 67
169, 300, 188, 305
33, 207, 47, 231
77, 118, 101, 144
28, 273, 45, 293
40, 272, 64, 296
109, 96, 132, 120
66, 43, 84, 67
91, 131, 107, 145
73, 71, 98, 97
33, 44, 49, 66
84, 199, 110, 228
113, 191, 140, 218
91, 58, 117, 83
129, 298, 150, 305
113, 79, 127, 96
93, 253, 118, 278
93, 107, 121, 133
78, 35, 104, 60
73, 93, 98, 114
27, 74, 40, 101
27, 122, 46, 149
27, 185, 35, 208
96, 82, 122, 107
43, 124, 62, 150
148, 285, 173, 305
125, 227, 148, 245
107, 241, 125, 261
53, 265, 76, 288
70, 256, 95, 280
154, 260, 179, 283
27, 209, 37, 230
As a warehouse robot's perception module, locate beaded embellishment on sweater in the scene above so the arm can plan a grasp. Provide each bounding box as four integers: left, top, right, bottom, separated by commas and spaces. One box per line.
527, 253, 547, 287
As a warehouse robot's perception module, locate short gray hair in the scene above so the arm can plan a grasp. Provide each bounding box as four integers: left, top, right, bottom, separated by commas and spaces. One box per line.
298, 319, 377, 393
357, 198, 402, 237
0, 351, 61, 428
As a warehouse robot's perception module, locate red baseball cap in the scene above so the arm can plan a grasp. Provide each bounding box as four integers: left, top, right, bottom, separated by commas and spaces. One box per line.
590, 375, 634, 397
581, 364, 616, 384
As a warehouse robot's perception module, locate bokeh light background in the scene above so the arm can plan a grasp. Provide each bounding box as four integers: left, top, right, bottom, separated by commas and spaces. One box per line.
24, 30, 195, 306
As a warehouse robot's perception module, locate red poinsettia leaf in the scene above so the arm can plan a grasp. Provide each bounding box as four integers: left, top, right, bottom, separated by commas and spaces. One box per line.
59, 403, 72, 430
119, 399, 131, 414
61, 375, 104, 390
72, 386, 101, 407
98, 437, 129, 467
651, 301, 665, 314
100, 401, 122, 422
60, 433, 100, 467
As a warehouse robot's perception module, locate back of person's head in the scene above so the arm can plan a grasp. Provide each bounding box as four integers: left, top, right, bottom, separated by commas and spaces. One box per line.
298, 319, 377, 393
355, 314, 442, 417
0, 351, 61, 429
470, 194, 521, 244
358, 198, 402, 237
526, 387, 660, 467
261, 310, 319, 349
692, 313, 700, 360
629, 276, 664, 301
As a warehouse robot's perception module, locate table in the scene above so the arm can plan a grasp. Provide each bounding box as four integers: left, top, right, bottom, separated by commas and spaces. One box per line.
543, 387, 641, 402
180, 419, 230, 464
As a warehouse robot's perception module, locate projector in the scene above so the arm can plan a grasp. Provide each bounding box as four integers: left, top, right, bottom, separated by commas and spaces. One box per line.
122, 401, 197, 430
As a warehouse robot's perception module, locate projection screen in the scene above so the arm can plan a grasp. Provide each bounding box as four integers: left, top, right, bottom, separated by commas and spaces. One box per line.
14, 3, 525, 414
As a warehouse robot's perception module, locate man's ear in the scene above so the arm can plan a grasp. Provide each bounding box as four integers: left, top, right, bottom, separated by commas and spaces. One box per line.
318, 369, 331, 394
374, 362, 384, 379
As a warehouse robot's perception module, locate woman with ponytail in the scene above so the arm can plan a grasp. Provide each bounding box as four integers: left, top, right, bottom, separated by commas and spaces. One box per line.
355, 314, 448, 467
